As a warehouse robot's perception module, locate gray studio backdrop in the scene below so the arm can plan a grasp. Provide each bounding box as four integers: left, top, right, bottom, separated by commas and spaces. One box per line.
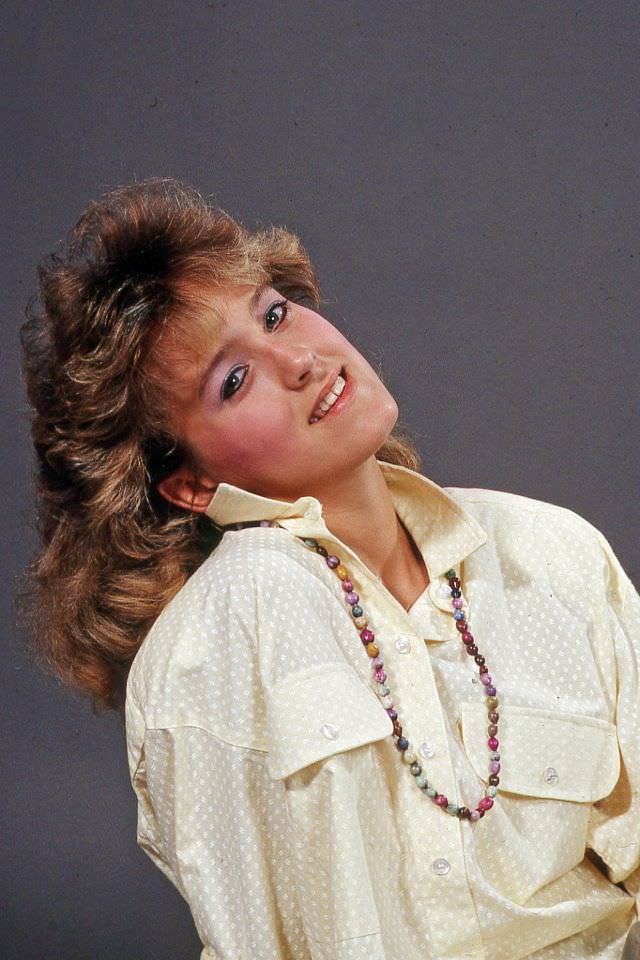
3, 2, 639, 958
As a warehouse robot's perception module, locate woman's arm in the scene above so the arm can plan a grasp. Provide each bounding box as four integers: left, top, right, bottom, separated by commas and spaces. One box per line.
587, 532, 640, 918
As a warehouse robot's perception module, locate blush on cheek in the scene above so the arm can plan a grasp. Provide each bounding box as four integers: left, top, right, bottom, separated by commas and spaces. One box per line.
219, 419, 296, 474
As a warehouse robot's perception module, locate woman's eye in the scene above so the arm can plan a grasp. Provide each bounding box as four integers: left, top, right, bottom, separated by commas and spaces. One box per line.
264, 299, 288, 331
220, 365, 248, 401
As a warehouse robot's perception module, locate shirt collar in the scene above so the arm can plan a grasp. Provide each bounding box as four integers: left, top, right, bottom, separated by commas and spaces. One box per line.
205, 460, 487, 579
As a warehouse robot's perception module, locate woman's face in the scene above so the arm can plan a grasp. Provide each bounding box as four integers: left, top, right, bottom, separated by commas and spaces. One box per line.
156, 283, 398, 507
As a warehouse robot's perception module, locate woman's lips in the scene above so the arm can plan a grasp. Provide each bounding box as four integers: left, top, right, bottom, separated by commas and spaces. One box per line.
312, 368, 355, 423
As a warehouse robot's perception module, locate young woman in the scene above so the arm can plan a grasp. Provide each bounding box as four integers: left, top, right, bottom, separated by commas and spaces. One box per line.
20, 178, 640, 960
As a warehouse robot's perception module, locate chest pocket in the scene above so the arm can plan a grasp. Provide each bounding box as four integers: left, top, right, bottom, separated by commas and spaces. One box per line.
265, 660, 393, 780
460, 702, 620, 802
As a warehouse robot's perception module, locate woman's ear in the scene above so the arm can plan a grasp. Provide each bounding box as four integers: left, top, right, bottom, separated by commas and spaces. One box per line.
156, 465, 218, 514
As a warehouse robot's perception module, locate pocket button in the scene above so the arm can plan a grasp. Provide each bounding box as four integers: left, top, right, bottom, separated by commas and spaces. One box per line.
320, 723, 339, 740
432, 858, 451, 876
543, 766, 559, 785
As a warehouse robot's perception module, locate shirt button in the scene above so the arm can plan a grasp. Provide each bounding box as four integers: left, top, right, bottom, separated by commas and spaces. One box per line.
432, 858, 451, 876
420, 741, 436, 759
395, 635, 412, 654
543, 766, 559, 785
320, 723, 339, 740
438, 581, 452, 599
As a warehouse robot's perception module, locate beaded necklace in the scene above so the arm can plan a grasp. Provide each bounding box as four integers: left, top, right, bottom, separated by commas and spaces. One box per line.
229, 518, 501, 822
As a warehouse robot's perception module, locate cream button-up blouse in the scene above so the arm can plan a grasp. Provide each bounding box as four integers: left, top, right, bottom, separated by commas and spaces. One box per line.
125, 461, 640, 960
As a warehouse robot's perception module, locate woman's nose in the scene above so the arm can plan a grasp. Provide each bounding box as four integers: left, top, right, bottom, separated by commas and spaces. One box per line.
272, 342, 320, 388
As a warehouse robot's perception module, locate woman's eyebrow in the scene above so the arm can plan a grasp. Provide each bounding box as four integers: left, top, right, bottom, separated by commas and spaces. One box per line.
249, 282, 270, 311
196, 283, 271, 398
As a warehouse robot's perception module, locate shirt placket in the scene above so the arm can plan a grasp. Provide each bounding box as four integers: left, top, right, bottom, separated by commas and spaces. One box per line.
282, 514, 485, 959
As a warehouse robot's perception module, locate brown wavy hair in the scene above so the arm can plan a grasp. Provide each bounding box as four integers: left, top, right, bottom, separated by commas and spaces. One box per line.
19, 177, 421, 711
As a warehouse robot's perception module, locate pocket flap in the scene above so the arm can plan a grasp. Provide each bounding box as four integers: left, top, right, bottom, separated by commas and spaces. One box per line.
460, 702, 620, 802
266, 661, 393, 780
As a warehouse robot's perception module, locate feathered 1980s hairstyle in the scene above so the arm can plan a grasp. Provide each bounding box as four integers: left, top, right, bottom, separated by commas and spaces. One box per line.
19, 177, 421, 711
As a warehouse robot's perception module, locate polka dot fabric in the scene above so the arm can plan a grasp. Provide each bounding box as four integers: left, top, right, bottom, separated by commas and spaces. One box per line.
126, 461, 640, 959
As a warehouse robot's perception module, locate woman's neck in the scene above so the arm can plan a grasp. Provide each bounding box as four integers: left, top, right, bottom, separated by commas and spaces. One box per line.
311, 459, 430, 611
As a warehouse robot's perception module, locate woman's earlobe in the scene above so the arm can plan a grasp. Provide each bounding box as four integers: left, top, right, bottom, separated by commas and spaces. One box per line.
156, 467, 218, 514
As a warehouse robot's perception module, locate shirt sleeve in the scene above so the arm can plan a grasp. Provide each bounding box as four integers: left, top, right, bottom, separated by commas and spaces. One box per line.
135, 723, 313, 960
587, 532, 640, 917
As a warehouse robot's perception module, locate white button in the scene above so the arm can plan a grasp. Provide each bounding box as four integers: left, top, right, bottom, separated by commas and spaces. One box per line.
432, 858, 451, 876
395, 635, 412, 654
438, 582, 452, 599
320, 723, 339, 740
543, 766, 559, 785
420, 741, 435, 759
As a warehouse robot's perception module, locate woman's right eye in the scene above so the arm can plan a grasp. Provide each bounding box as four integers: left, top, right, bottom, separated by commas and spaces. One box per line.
220, 365, 248, 401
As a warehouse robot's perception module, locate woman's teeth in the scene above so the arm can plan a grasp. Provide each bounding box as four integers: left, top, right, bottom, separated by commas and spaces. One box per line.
309, 374, 346, 424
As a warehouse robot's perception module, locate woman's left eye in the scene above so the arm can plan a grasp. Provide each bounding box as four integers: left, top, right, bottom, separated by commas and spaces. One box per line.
264, 299, 288, 331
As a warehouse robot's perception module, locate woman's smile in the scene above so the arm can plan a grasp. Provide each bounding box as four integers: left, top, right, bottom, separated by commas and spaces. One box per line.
309, 367, 356, 424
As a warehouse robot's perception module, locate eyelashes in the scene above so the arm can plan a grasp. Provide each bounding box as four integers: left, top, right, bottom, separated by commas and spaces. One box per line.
219, 299, 289, 401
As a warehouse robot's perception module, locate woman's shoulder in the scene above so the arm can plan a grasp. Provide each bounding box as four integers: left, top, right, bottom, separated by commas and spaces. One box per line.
444, 482, 625, 600
445, 482, 603, 543
126, 524, 347, 733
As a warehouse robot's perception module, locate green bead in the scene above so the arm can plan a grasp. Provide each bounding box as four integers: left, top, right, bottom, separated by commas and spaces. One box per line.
426, 787, 437, 797
488, 786, 497, 797
377, 683, 390, 696
446, 803, 458, 816
303, 538, 318, 548
416, 775, 428, 789
445, 568, 456, 579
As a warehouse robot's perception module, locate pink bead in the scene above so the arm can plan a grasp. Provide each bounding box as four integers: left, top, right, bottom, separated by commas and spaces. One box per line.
374, 669, 387, 683
372, 657, 384, 669
488, 737, 499, 750
490, 761, 501, 774
478, 797, 494, 811
361, 629, 374, 644
470, 810, 481, 822
435, 795, 448, 807
342, 580, 353, 592
345, 591, 359, 604
453, 598, 463, 608
480, 674, 492, 686
486, 685, 497, 697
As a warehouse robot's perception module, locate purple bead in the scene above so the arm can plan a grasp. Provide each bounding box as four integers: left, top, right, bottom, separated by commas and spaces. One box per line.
342, 580, 353, 591
486, 685, 497, 697
387, 708, 398, 720
345, 591, 359, 605
326, 555, 340, 568
374, 669, 387, 683
453, 598, 463, 608
372, 657, 384, 669
481, 674, 492, 686
490, 761, 501, 774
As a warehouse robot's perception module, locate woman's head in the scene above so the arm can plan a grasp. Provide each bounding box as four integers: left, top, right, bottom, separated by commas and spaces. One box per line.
19, 177, 420, 708
152, 280, 399, 511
